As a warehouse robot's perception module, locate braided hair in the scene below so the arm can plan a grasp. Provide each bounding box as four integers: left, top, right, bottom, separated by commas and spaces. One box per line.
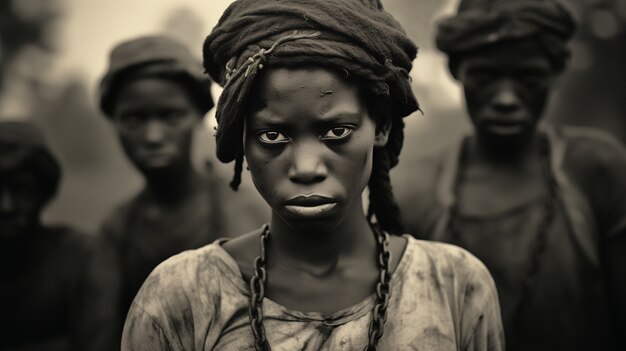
364, 90, 406, 234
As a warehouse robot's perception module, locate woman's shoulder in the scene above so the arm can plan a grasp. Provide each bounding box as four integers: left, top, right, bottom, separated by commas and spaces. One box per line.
157, 239, 229, 267
401, 236, 502, 340
132, 241, 244, 312
403, 236, 494, 287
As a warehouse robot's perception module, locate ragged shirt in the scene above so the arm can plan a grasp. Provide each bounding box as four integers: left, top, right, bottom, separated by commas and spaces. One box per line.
122, 235, 504, 350
398, 125, 626, 351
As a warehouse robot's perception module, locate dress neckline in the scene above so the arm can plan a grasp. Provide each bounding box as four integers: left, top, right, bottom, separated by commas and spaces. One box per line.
212, 233, 414, 324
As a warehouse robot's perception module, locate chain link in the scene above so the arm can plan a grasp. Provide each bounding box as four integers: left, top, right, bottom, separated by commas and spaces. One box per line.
447, 134, 557, 346
249, 224, 271, 351
248, 223, 392, 351
364, 225, 392, 351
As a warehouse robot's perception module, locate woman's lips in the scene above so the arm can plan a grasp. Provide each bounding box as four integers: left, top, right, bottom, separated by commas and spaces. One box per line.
482, 119, 529, 136
283, 195, 337, 218
284, 203, 338, 217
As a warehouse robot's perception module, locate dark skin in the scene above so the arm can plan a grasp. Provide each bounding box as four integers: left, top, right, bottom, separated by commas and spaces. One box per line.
112, 77, 205, 205
0, 169, 48, 277
454, 38, 555, 160
0, 165, 93, 350
0, 170, 47, 241
453, 38, 555, 214
454, 37, 626, 347
223, 68, 406, 315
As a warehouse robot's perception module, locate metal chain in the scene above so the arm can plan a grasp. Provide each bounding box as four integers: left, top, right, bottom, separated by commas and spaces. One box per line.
248, 223, 392, 351
364, 224, 392, 351
249, 224, 271, 351
447, 134, 557, 344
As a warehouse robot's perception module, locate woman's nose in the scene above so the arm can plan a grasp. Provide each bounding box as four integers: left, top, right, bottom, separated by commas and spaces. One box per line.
287, 141, 328, 184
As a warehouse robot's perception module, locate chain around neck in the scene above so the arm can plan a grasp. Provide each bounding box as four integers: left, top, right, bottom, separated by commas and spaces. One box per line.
248, 223, 393, 351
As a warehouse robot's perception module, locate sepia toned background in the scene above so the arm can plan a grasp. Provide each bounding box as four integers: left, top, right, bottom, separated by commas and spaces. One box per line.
1, 0, 625, 234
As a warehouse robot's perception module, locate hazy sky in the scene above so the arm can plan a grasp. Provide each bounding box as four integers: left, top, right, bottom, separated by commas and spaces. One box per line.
57, 0, 236, 84
55, 0, 460, 107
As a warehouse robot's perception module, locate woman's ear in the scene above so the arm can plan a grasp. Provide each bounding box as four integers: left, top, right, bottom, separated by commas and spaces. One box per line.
374, 116, 392, 147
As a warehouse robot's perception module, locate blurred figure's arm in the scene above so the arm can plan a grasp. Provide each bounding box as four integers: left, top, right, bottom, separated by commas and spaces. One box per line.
83, 223, 125, 351
597, 139, 626, 349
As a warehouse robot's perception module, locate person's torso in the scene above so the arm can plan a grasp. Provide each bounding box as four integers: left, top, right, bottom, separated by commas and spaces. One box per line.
106, 173, 225, 314
0, 227, 91, 351
408, 129, 612, 351
146, 237, 498, 351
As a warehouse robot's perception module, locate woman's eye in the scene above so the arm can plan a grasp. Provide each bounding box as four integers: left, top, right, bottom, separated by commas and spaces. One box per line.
258, 131, 289, 144
321, 126, 352, 140
118, 113, 145, 129
468, 73, 493, 86
162, 110, 186, 124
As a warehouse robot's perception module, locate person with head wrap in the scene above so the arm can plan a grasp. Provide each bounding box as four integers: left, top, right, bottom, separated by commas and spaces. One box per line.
0, 120, 95, 350
92, 34, 266, 350
121, 1, 504, 350
399, 0, 626, 350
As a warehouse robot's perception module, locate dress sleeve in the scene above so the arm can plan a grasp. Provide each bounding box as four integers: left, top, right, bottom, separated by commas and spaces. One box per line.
68, 233, 102, 351
122, 303, 174, 351
85, 221, 126, 351
120, 247, 225, 351
459, 255, 505, 351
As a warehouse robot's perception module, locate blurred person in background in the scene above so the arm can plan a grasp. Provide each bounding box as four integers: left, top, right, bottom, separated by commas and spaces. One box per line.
399, 0, 626, 350
92, 35, 256, 350
0, 120, 94, 351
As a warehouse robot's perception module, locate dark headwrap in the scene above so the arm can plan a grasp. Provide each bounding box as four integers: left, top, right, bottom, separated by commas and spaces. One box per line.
0, 120, 61, 202
436, 0, 577, 71
203, 0, 419, 170
99, 35, 214, 116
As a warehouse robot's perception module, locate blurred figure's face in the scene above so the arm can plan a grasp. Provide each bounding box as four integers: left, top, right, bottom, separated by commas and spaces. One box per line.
112, 78, 201, 176
455, 39, 555, 145
0, 170, 48, 239
245, 68, 386, 229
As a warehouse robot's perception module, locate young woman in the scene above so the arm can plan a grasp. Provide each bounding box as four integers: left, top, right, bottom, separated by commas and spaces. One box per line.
121, 1, 504, 350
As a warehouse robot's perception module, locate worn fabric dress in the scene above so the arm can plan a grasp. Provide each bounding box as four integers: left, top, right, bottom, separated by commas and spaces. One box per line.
399, 126, 626, 351
122, 235, 504, 350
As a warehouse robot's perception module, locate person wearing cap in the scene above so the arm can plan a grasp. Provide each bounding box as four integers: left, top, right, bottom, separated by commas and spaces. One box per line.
399, 0, 626, 350
0, 120, 95, 350
121, 1, 504, 350
93, 35, 266, 350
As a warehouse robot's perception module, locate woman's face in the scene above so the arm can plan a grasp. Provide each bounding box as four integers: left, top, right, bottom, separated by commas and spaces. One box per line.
112, 78, 201, 175
455, 38, 555, 145
245, 68, 384, 227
